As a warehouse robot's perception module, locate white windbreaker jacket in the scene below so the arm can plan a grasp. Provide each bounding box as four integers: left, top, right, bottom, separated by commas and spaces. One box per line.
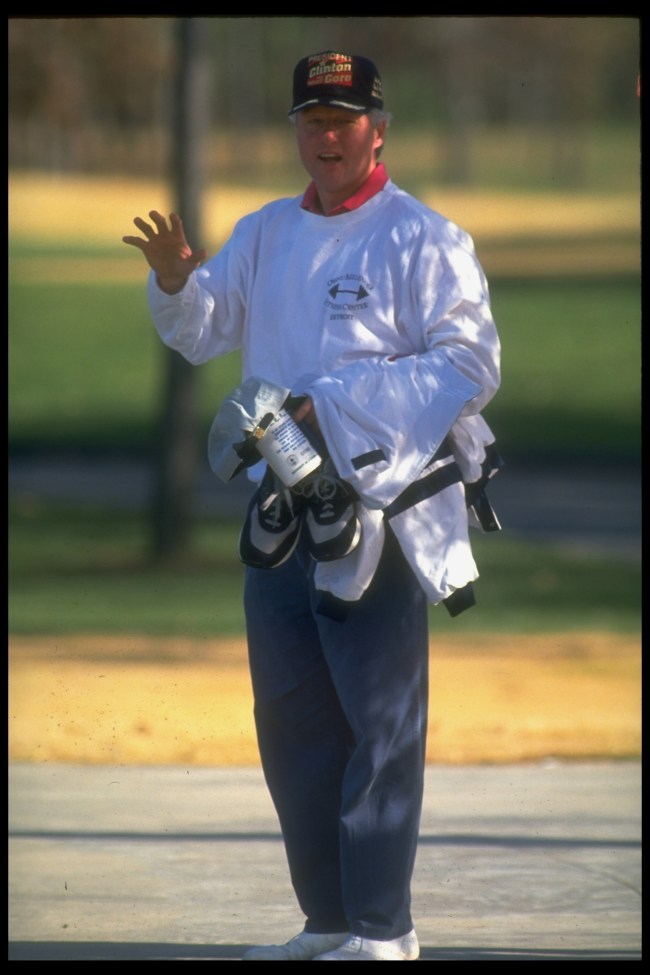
148, 178, 502, 608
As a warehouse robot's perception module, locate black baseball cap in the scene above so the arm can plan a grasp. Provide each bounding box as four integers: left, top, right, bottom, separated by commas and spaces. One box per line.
289, 51, 384, 115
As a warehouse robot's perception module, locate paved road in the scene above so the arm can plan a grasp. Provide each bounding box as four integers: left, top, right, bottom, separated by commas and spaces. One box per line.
8, 761, 642, 961
9, 455, 641, 560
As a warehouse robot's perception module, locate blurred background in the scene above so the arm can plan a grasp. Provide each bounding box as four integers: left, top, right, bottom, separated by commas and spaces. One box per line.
9, 16, 641, 639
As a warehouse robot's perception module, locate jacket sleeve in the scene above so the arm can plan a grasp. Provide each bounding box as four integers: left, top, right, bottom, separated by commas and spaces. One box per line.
308, 224, 501, 509
409, 219, 501, 415
308, 354, 479, 507
145, 219, 255, 365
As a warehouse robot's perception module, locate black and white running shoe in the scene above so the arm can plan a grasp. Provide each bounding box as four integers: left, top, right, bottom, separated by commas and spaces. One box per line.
298, 461, 362, 562
238, 467, 303, 569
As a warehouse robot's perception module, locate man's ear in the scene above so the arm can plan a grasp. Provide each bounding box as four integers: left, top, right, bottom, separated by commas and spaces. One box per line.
374, 121, 386, 158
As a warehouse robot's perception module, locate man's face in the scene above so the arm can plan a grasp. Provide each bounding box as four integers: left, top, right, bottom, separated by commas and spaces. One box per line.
295, 105, 385, 214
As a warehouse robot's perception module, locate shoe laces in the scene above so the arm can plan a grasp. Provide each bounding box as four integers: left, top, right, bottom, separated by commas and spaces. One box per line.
345, 935, 363, 951
260, 493, 285, 528
259, 479, 295, 526
301, 474, 338, 501
296, 462, 346, 502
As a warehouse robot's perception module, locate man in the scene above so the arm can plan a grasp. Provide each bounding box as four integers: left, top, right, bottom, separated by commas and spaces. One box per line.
123, 50, 501, 962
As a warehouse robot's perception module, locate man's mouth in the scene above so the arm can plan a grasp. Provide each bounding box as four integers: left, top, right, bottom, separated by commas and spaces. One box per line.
318, 153, 342, 162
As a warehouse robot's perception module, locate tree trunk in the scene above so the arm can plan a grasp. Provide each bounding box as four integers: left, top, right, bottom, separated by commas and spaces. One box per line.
151, 17, 209, 560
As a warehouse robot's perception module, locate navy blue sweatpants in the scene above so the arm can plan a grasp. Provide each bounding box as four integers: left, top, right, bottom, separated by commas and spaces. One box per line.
243, 527, 429, 941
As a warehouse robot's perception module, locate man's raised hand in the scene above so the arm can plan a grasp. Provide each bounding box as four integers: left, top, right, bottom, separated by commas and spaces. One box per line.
122, 211, 208, 294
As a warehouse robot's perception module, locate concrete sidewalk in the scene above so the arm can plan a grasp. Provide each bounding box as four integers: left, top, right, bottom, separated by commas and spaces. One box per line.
8, 761, 641, 960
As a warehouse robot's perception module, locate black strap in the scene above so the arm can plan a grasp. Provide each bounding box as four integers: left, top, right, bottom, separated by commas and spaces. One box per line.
444, 582, 476, 617
384, 461, 462, 520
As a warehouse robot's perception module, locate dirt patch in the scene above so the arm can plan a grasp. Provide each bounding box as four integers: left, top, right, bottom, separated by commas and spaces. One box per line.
9, 632, 640, 767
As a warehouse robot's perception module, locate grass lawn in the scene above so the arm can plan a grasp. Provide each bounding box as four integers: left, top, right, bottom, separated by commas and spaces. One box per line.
9, 174, 640, 641
9, 500, 640, 637
8, 273, 640, 462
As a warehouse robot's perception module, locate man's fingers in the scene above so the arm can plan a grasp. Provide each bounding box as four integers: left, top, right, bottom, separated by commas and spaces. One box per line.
122, 235, 146, 249
130, 216, 155, 239
292, 397, 318, 427
128, 212, 177, 239
123, 211, 203, 272
148, 210, 173, 233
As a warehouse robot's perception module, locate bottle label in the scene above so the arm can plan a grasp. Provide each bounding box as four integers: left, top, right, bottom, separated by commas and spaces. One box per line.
255, 408, 322, 487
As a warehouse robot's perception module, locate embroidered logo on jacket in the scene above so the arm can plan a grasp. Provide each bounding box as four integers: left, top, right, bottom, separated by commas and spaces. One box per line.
325, 274, 372, 320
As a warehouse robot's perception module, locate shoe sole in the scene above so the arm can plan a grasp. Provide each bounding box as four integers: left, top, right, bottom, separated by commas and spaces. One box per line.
306, 514, 362, 562
238, 496, 302, 569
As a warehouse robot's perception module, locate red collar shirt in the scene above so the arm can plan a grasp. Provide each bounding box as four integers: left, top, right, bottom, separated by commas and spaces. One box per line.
300, 162, 389, 216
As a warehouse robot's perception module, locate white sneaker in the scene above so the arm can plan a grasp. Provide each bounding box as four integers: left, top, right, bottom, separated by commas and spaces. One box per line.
242, 930, 349, 961
238, 467, 303, 569
297, 461, 361, 563
314, 929, 420, 961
